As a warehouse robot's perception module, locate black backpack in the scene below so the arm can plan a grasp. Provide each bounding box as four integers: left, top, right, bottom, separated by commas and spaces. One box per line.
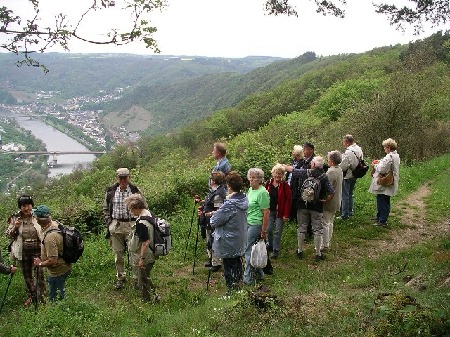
140, 215, 172, 257
42, 221, 84, 264
350, 150, 369, 179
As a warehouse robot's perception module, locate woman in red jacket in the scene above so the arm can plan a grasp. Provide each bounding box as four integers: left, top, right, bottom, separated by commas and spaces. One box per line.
264, 164, 292, 258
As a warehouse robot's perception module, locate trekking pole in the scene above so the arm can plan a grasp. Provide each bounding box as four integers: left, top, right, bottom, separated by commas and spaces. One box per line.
125, 240, 129, 271
0, 273, 14, 314
34, 265, 39, 314
192, 218, 201, 275
206, 264, 212, 290
184, 199, 198, 262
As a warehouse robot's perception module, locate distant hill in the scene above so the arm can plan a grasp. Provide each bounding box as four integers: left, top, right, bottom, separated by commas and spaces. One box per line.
105, 51, 320, 135
0, 53, 284, 98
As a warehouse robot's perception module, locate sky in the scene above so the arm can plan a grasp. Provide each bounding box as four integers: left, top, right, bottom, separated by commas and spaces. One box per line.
3, 0, 449, 58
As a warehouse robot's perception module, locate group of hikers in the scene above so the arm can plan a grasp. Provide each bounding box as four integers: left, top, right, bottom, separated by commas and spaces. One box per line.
1, 134, 400, 304
191, 136, 400, 293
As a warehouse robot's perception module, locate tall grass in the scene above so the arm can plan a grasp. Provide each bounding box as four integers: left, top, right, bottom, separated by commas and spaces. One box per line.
0, 154, 449, 336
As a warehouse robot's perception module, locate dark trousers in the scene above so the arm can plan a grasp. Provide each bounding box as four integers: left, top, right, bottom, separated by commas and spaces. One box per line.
223, 257, 243, 291
22, 241, 46, 299
138, 262, 155, 302
376, 194, 391, 224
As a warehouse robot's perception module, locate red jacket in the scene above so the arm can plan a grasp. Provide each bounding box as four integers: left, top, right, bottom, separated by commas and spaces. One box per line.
264, 179, 292, 219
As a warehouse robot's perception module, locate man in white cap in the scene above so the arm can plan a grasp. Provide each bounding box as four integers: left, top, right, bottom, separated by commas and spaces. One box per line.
103, 168, 142, 290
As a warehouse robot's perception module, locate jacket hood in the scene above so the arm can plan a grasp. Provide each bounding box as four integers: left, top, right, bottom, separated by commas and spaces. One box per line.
227, 192, 249, 211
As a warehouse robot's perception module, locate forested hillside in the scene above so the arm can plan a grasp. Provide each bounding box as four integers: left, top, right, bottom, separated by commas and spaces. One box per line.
0, 53, 282, 99
0, 32, 449, 337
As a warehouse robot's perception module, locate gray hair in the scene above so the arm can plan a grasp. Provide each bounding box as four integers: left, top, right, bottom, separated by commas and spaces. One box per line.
327, 150, 342, 165
247, 168, 264, 183
292, 145, 303, 155
343, 134, 354, 144
124, 194, 147, 210
312, 156, 324, 169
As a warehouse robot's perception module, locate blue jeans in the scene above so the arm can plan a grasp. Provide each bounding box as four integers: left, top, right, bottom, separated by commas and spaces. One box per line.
341, 177, 357, 218
243, 224, 264, 284
48, 271, 70, 302
376, 194, 391, 224
268, 211, 284, 251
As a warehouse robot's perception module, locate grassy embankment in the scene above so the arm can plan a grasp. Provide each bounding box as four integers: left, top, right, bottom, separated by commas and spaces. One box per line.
0, 154, 449, 337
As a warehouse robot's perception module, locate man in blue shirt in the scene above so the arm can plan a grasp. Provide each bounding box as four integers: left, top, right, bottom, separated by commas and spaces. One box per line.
210, 142, 231, 187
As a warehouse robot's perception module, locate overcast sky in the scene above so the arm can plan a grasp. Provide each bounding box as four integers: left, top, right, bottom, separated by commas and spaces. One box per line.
3, 0, 449, 58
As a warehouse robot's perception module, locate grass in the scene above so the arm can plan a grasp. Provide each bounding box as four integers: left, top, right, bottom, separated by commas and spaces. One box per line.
0, 154, 449, 336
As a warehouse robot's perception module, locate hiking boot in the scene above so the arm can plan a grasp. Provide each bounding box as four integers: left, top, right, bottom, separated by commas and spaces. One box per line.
372, 222, 387, 227
209, 265, 222, 272
337, 216, 349, 220
270, 250, 279, 259
23, 296, 33, 307
115, 279, 125, 290
314, 254, 325, 262
296, 251, 304, 259
263, 265, 273, 275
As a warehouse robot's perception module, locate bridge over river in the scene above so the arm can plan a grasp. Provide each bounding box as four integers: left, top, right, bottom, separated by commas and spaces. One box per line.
1, 151, 106, 167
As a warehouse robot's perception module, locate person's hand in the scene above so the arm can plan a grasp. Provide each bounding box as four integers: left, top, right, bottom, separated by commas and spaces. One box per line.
138, 259, 145, 269
372, 159, 379, 165
194, 194, 201, 204
33, 257, 41, 266
15, 218, 21, 228
261, 230, 267, 240
283, 165, 293, 173
283, 217, 289, 223
9, 265, 17, 274
197, 206, 203, 217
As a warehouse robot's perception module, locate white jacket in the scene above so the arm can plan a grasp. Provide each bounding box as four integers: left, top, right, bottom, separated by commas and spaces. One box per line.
369, 150, 400, 196
340, 144, 363, 179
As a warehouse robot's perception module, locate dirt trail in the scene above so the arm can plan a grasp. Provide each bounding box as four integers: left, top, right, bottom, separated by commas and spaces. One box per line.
340, 184, 450, 260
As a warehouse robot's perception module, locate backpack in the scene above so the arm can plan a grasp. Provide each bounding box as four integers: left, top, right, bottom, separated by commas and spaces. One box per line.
350, 150, 369, 179
299, 170, 325, 205
140, 215, 172, 257
42, 221, 84, 264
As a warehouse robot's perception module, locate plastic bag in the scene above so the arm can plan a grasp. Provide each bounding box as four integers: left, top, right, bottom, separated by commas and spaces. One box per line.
250, 239, 267, 269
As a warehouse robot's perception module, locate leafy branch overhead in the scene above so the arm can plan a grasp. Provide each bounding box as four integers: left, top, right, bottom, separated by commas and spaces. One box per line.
0, 0, 167, 71
0, 0, 449, 72
265, 0, 449, 31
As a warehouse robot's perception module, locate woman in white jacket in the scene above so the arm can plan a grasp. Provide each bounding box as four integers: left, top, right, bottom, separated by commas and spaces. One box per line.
369, 138, 401, 226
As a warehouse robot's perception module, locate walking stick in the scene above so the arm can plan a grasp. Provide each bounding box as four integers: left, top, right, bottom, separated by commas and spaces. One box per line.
34, 266, 39, 314
206, 259, 212, 290
192, 219, 201, 275
183, 200, 198, 262
0, 273, 14, 314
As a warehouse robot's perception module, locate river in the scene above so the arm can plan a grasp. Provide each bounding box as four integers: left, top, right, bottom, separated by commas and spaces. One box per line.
0, 111, 96, 178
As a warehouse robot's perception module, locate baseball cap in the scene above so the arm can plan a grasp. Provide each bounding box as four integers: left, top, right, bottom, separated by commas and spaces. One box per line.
33, 205, 51, 219
116, 168, 130, 177
18, 195, 34, 208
